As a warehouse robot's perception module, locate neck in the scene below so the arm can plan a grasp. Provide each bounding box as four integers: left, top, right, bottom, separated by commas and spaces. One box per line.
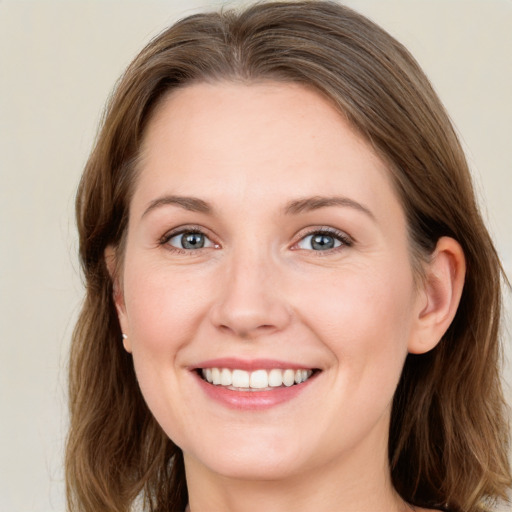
184, 421, 408, 512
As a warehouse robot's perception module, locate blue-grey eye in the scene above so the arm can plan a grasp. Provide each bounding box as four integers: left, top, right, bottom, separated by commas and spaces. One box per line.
297, 233, 343, 251
167, 232, 214, 250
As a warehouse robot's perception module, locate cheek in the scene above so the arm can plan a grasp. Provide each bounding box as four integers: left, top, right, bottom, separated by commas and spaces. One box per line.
122, 258, 213, 354
297, 261, 415, 376
120, 258, 213, 441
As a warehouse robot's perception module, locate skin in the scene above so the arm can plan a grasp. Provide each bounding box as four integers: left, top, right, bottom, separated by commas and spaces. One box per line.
108, 82, 465, 512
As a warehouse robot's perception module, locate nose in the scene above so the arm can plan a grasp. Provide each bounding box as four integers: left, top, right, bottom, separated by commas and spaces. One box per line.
209, 247, 292, 340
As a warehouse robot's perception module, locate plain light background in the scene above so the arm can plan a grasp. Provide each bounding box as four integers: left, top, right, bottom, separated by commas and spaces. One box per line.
0, 1, 511, 510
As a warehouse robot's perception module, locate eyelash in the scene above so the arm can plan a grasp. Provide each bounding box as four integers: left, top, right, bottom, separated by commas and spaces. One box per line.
158, 226, 353, 254
292, 227, 353, 254
158, 227, 216, 255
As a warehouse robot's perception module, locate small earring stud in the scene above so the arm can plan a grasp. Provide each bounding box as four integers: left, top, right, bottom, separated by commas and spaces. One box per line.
122, 333, 127, 340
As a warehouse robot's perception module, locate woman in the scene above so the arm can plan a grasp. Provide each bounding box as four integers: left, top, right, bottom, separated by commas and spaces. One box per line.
66, 1, 511, 511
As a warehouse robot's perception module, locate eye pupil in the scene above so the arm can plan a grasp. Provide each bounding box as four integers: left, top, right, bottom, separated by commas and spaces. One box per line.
182, 233, 205, 249
311, 234, 335, 250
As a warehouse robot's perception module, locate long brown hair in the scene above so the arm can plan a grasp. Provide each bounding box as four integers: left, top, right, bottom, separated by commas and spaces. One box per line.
66, 2, 511, 511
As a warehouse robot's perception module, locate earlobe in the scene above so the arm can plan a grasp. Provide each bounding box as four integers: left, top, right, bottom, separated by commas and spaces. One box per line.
121, 333, 131, 353
104, 245, 132, 352
408, 236, 466, 355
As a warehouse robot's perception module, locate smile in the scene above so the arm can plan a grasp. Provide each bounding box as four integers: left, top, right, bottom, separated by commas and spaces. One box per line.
200, 367, 314, 391
193, 359, 321, 409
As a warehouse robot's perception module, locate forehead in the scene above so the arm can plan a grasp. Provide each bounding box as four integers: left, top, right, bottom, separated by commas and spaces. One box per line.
141, 81, 374, 170
134, 81, 402, 224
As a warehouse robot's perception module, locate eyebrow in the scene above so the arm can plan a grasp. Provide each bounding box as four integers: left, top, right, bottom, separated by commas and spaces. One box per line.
141, 194, 375, 221
284, 195, 375, 220
142, 195, 212, 218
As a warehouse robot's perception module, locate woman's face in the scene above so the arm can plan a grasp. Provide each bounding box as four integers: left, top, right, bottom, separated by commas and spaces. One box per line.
115, 82, 426, 481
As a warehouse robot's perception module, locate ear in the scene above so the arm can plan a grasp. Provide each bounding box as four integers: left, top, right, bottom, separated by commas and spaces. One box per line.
104, 245, 132, 353
408, 236, 466, 355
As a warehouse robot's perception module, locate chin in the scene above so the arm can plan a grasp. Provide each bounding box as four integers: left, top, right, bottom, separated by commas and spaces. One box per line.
184, 440, 308, 481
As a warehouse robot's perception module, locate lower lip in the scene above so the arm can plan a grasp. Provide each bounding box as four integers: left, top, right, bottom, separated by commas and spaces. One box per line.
193, 372, 317, 410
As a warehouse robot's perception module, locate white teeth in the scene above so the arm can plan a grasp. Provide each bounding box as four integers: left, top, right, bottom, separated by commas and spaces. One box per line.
220, 368, 232, 386
211, 367, 221, 385
232, 369, 250, 388
268, 368, 283, 387
283, 369, 295, 387
294, 369, 309, 384
201, 367, 314, 390
250, 369, 268, 389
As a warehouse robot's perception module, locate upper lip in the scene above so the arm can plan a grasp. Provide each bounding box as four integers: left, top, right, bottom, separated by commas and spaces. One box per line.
191, 357, 318, 372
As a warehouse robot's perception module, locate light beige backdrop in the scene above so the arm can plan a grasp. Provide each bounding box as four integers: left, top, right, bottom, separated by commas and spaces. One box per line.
1, 1, 510, 511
